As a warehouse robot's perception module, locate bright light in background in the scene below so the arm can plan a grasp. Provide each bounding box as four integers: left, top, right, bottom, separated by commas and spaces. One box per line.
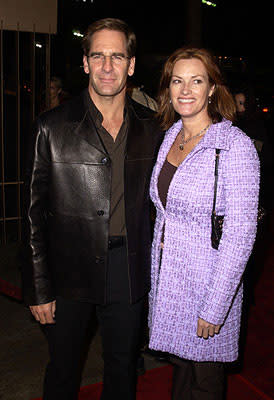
73, 30, 84, 38
202, 0, 217, 7
35, 43, 42, 48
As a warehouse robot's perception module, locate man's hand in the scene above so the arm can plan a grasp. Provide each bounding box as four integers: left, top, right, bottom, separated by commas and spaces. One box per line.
197, 317, 221, 339
30, 300, 56, 324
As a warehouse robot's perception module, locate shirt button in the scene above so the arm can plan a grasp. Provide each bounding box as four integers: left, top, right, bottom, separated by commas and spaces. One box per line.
101, 157, 109, 165
97, 210, 104, 216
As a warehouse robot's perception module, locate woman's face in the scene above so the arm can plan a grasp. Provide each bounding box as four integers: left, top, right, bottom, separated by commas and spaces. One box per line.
169, 58, 214, 121
234, 93, 246, 114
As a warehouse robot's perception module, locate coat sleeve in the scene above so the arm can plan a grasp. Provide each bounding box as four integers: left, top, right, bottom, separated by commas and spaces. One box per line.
199, 133, 260, 325
22, 118, 55, 306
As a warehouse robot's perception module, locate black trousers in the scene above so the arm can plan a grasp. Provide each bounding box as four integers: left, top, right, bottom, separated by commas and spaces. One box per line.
171, 357, 225, 400
42, 242, 144, 400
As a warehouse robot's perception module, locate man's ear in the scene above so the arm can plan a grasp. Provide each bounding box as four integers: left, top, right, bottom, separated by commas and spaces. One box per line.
83, 55, 90, 75
128, 57, 135, 77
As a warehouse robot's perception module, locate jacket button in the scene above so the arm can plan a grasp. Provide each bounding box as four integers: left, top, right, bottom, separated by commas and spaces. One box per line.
101, 157, 109, 165
97, 210, 104, 216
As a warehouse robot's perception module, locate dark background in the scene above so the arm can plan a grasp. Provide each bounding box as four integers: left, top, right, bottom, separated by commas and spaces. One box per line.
50, 0, 273, 110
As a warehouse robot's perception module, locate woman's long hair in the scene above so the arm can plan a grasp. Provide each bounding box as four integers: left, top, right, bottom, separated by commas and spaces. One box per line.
157, 47, 236, 130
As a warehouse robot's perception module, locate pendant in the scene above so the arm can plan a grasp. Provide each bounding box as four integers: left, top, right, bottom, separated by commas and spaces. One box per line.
179, 144, 184, 151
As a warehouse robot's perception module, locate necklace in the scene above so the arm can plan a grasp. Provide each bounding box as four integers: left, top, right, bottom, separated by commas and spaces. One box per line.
179, 123, 211, 151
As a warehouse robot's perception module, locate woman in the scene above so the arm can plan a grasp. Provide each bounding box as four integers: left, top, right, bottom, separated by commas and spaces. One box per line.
148, 47, 260, 399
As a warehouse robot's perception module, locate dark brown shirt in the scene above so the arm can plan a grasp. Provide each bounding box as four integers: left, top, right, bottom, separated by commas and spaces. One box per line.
84, 89, 128, 236
158, 159, 177, 208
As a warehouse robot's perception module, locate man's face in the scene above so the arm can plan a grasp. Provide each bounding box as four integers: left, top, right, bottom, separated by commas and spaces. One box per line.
50, 82, 61, 99
83, 29, 135, 99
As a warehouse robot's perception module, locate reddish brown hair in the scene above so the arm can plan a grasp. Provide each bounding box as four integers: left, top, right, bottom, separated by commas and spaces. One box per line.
157, 47, 236, 130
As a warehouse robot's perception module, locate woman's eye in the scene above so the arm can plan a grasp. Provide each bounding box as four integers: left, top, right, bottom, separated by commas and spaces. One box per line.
193, 79, 202, 84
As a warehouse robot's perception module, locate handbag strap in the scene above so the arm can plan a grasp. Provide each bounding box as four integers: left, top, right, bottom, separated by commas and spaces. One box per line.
212, 149, 221, 215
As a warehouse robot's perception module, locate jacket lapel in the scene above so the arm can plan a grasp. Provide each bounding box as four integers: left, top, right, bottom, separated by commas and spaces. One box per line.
68, 91, 107, 155
125, 99, 157, 160
151, 119, 232, 209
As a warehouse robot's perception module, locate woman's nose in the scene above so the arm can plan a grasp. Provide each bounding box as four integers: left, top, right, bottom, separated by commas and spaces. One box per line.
181, 83, 191, 94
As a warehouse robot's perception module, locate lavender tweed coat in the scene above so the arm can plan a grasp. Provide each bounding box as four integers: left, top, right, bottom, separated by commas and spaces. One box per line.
148, 119, 260, 362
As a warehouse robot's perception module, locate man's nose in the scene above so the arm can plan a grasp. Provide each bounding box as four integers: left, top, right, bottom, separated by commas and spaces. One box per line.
102, 55, 113, 71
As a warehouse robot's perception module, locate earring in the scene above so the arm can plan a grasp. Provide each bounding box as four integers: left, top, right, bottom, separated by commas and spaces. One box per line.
169, 99, 172, 103
208, 96, 212, 104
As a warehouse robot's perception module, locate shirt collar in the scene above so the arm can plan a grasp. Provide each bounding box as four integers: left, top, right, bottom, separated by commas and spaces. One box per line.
84, 88, 128, 128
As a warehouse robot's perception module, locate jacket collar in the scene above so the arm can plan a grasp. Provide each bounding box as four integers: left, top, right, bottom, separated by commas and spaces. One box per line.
64, 90, 105, 154
166, 118, 232, 151
201, 119, 232, 151
126, 95, 158, 160
67, 89, 157, 159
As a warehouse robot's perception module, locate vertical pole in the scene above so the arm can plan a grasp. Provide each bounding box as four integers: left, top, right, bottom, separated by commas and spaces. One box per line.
45, 31, 51, 110
0, 20, 6, 244
16, 24, 22, 241
31, 26, 36, 121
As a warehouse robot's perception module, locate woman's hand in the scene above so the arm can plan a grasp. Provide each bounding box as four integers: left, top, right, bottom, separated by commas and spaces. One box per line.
197, 318, 221, 339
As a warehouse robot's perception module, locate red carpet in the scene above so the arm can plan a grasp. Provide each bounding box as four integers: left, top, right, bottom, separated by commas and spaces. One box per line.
0, 277, 22, 301
238, 234, 274, 399
32, 365, 273, 400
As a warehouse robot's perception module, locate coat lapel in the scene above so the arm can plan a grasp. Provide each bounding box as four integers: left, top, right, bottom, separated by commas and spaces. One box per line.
151, 118, 232, 209
125, 98, 159, 160
74, 111, 106, 155
68, 91, 107, 155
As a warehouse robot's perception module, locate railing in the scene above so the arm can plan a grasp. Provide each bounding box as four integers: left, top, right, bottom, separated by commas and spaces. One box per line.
0, 22, 51, 245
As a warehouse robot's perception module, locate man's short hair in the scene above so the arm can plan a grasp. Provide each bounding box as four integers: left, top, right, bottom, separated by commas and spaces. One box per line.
82, 18, 136, 58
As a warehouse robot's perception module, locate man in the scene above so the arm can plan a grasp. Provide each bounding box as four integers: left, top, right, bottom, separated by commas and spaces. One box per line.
23, 18, 161, 400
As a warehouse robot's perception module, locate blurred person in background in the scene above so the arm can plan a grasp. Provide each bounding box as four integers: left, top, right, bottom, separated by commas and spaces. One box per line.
233, 87, 273, 211
127, 80, 158, 111
49, 76, 70, 109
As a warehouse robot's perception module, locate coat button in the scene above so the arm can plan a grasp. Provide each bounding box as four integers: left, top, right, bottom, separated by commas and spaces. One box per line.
101, 157, 109, 165
97, 210, 104, 216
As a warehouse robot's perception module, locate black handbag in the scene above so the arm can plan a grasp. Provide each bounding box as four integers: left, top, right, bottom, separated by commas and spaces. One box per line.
211, 149, 224, 250
211, 149, 266, 250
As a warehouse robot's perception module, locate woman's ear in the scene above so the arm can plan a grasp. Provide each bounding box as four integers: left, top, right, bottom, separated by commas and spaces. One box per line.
209, 84, 215, 97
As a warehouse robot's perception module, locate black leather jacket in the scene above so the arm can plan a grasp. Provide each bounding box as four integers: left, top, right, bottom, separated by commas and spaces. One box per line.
23, 91, 162, 306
